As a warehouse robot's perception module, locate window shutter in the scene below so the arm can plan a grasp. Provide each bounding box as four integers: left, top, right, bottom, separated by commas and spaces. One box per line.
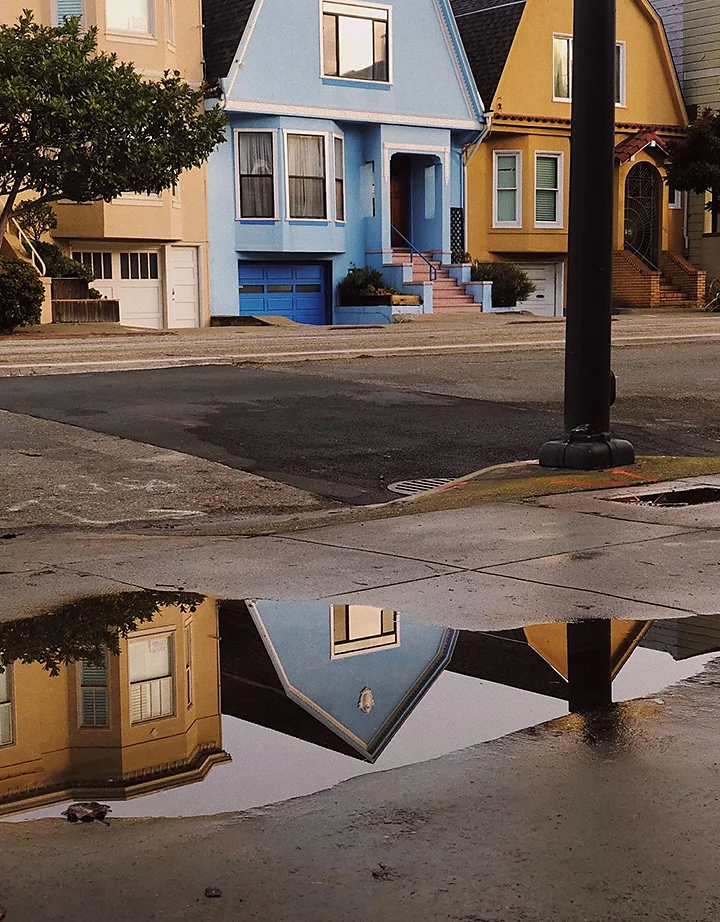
57, 0, 83, 22
536, 157, 558, 190
82, 689, 108, 726
536, 157, 558, 223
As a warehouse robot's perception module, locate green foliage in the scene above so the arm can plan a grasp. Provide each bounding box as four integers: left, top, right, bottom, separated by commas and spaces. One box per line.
34, 242, 94, 280
451, 250, 471, 264
15, 200, 57, 242
667, 109, 720, 209
470, 260, 536, 308
0, 13, 227, 237
0, 255, 44, 333
0, 590, 205, 676
337, 265, 396, 303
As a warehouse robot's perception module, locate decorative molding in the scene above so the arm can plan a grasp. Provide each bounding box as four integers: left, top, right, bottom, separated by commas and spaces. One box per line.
430, 0, 483, 122
382, 142, 450, 185
226, 0, 265, 99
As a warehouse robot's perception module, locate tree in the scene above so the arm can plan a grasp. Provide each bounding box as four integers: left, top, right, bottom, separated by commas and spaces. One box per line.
666, 108, 720, 211
15, 201, 58, 243
0, 12, 227, 241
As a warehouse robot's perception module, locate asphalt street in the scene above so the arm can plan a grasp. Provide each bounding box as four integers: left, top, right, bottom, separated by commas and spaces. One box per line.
0, 340, 717, 503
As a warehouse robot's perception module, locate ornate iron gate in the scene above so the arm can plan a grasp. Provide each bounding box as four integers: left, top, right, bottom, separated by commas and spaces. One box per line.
624, 163, 660, 267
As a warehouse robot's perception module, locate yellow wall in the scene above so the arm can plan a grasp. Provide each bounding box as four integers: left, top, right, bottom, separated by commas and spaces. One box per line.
467, 0, 688, 266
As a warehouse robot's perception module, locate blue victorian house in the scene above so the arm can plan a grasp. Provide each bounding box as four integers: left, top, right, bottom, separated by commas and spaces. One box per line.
202, 0, 487, 324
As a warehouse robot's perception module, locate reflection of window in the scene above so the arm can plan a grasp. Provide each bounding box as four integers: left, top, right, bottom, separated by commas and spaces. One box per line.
80, 659, 108, 727
323, 2, 389, 82
535, 153, 563, 227
237, 132, 275, 219
106, 0, 153, 34
73, 251, 113, 280
553, 35, 625, 105
55, 0, 83, 24
334, 136, 346, 222
493, 151, 521, 228
120, 251, 159, 280
129, 634, 174, 723
287, 134, 327, 219
185, 622, 193, 709
0, 668, 12, 746
332, 605, 399, 656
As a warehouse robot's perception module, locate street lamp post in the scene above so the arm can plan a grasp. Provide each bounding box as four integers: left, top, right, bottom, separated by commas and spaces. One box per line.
539, 0, 635, 470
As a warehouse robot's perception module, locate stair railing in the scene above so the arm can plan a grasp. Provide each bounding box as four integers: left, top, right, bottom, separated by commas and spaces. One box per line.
10, 217, 47, 277
391, 225, 437, 282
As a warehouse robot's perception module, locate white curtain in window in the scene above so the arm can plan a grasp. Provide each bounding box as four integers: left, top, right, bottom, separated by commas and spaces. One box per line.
288, 135, 326, 219
238, 133, 274, 218
106, 0, 152, 34
553, 37, 570, 98
129, 636, 171, 683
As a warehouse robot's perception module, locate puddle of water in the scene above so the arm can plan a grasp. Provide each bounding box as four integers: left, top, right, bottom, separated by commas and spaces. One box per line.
611, 486, 720, 507
0, 592, 718, 822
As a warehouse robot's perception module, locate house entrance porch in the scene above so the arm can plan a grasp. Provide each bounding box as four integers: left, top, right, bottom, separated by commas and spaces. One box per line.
388, 152, 444, 258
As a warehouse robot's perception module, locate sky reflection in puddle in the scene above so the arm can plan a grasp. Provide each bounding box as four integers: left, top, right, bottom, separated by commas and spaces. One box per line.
1, 593, 718, 821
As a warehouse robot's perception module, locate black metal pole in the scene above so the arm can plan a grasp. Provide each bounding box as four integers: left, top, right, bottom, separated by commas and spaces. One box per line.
567, 620, 612, 712
539, 0, 635, 470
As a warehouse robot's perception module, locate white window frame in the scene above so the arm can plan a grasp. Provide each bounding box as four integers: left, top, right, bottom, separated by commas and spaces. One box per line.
0, 667, 13, 748
534, 151, 564, 229
333, 134, 346, 223
105, 0, 156, 38
493, 150, 522, 229
553, 34, 626, 107
668, 185, 683, 210
320, 0, 393, 85
128, 630, 175, 725
166, 0, 174, 46
284, 130, 331, 222
234, 128, 279, 222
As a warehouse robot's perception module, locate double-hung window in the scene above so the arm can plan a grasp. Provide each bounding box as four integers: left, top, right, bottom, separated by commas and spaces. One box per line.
494, 152, 521, 228
553, 35, 625, 105
129, 634, 174, 723
287, 134, 327, 220
80, 658, 108, 727
0, 668, 12, 746
55, 0, 83, 24
237, 131, 276, 219
323, 2, 389, 82
106, 0, 154, 35
535, 153, 563, 227
334, 136, 346, 222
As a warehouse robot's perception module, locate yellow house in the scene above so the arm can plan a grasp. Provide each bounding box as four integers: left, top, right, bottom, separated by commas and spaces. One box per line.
454, 0, 706, 315
0, 597, 230, 817
1, 1, 210, 329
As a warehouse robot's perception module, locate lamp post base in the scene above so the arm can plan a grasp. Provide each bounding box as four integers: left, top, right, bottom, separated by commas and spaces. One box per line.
539, 433, 635, 470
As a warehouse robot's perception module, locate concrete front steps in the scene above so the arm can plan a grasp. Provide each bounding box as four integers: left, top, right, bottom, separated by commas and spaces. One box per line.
391, 248, 480, 313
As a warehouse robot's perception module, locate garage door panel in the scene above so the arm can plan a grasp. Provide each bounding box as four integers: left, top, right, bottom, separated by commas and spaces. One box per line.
238, 263, 327, 324
516, 262, 561, 317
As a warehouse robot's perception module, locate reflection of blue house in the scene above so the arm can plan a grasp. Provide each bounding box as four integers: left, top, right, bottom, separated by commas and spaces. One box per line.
202, 0, 486, 324
219, 601, 456, 760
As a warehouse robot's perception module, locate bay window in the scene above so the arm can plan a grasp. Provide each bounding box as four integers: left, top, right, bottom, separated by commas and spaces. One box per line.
334, 136, 346, 222
494, 151, 521, 228
237, 131, 276, 219
287, 134, 327, 220
0, 668, 12, 746
129, 634, 174, 723
535, 153, 563, 227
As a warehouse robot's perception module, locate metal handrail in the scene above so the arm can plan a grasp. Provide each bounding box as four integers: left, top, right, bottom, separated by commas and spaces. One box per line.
390, 225, 437, 281
10, 217, 47, 277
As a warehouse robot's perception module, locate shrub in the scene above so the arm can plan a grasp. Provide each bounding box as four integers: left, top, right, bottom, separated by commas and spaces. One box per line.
470, 260, 536, 308
34, 242, 94, 281
0, 256, 44, 333
337, 265, 396, 304
451, 250, 472, 264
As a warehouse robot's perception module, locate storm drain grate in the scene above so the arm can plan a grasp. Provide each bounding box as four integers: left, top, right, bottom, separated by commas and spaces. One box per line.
387, 478, 456, 496
610, 486, 720, 508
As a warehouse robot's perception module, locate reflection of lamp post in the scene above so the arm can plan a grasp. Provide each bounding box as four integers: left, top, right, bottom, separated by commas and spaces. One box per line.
567, 621, 612, 712
539, 0, 635, 470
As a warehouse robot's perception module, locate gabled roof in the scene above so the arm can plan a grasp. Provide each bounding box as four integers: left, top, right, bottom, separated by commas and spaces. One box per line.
451, 0, 526, 108
203, 0, 257, 84
615, 129, 668, 163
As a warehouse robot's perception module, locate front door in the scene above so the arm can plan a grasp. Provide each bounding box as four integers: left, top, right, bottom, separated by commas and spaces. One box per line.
390, 155, 412, 248
624, 162, 660, 267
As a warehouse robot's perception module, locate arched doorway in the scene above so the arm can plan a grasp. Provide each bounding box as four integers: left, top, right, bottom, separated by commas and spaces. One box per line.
624, 162, 661, 266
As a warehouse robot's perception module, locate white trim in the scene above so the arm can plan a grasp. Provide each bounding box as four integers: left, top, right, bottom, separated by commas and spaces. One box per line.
493, 150, 522, 229
222, 98, 482, 130
616, 40, 627, 108
319, 0, 393, 85
668, 185, 683, 210
333, 133, 347, 223
233, 128, 279, 221
283, 130, 331, 222
430, 0, 477, 120
382, 142, 450, 185
226, 0, 266, 98
534, 151, 564, 229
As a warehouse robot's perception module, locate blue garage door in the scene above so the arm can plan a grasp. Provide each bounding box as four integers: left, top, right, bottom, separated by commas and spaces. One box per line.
238, 263, 327, 325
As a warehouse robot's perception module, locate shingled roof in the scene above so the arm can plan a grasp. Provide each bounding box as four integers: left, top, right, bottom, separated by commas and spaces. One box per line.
451, 0, 526, 108
203, 0, 257, 84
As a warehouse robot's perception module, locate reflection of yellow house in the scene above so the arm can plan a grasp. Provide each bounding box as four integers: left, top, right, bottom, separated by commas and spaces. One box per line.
455, 0, 705, 314
0, 598, 229, 817
2, 0, 209, 329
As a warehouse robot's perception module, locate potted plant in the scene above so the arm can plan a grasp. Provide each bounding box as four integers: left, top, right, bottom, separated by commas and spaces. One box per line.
337, 265, 397, 306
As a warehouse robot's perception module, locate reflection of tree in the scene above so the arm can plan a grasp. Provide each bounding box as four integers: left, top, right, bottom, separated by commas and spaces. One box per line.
0, 591, 204, 676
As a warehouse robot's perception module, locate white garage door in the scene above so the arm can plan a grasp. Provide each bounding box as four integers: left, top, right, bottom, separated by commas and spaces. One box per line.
75, 248, 163, 329
515, 262, 563, 317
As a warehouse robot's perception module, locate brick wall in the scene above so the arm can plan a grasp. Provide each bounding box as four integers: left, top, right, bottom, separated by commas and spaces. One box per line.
659, 251, 707, 304
612, 250, 660, 308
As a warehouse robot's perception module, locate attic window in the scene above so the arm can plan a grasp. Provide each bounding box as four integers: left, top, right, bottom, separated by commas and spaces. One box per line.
323, 2, 389, 83
553, 35, 626, 105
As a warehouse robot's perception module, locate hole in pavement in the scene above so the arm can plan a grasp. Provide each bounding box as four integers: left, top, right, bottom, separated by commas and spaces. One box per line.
1, 590, 719, 822
611, 486, 720, 507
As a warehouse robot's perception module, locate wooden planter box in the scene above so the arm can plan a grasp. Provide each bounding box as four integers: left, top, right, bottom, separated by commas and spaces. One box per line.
52, 299, 120, 323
